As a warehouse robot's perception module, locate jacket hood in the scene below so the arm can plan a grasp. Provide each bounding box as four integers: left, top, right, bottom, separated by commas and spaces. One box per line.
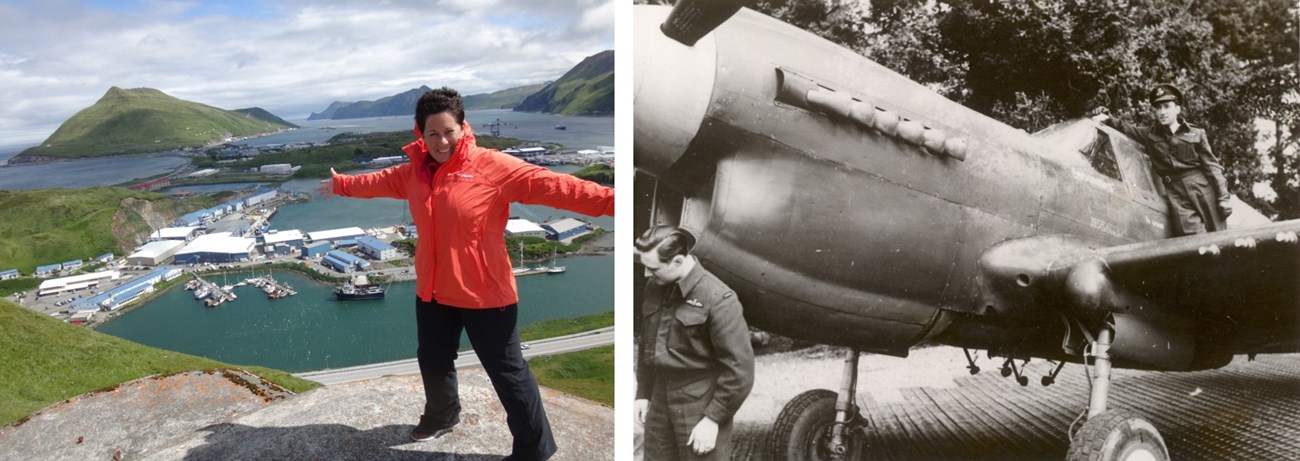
405, 121, 477, 182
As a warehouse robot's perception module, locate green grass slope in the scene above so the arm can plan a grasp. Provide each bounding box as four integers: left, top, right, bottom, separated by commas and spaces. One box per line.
515, 50, 614, 116
572, 164, 613, 186
232, 107, 300, 128
20, 87, 295, 159
0, 187, 194, 273
464, 83, 548, 110
0, 299, 320, 427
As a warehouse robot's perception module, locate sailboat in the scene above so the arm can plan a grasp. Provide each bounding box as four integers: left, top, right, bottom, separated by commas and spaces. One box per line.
512, 242, 545, 277
546, 247, 566, 274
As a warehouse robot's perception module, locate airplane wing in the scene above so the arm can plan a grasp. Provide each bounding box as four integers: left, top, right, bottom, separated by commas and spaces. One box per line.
977, 220, 1300, 371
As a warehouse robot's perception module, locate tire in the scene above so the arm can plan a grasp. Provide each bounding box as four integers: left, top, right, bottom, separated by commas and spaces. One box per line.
768, 389, 865, 461
1066, 410, 1169, 461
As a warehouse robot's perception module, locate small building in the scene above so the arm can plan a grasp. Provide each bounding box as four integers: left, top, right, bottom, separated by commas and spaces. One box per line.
69, 310, 96, 325
60, 259, 83, 271
402, 225, 419, 238
335, 239, 357, 248
188, 168, 219, 178
541, 218, 592, 243
0, 269, 19, 280
127, 240, 186, 266
173, 232, 256, 265
306, 227, 367, 245
303, 242, 331, 258
94, 253, 114, 263
150, 227, 199, 242
322, 250, 371, 273
260, 164, 295, 175
175, 210, 209, 227
37, 270, 121, 297
506, 219, 548, 239
356, 236, 398, 261
35, 264, 61, 277
262, 229, 305, 249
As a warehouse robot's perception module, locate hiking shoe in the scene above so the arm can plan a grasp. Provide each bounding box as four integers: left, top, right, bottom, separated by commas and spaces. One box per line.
410, 414, 456, 441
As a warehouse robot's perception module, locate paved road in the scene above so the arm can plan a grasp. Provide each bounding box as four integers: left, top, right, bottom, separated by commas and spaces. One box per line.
295, 327, 614, 386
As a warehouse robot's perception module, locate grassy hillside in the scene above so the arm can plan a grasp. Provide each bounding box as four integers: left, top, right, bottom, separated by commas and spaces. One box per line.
572, 164, 613, 185
464, 84, 547, 110
20, 87, 295, 159
0, 188, 201, 273
232, 107, 300, 128
0, 299, 320, 427
515, 50, 614, 116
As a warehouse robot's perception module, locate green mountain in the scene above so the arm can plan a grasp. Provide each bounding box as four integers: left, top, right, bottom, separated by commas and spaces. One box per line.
17, 87, 295, 160
308, 85, 432, 121
514, 50, 614, 116
309, 83, 548, 120
0, 187, 206, 274
233, 107, 299, 128
464, 84, 548, 110
0, 298, 318, 427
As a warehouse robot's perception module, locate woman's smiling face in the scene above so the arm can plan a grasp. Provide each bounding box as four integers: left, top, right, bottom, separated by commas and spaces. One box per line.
421, 111, 462, 163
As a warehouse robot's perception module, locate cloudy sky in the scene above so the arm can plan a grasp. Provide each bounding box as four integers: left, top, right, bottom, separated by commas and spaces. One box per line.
0, 0, 615, 148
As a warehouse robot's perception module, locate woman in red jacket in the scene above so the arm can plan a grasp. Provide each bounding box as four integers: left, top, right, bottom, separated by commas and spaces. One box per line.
324, 87, 613, 461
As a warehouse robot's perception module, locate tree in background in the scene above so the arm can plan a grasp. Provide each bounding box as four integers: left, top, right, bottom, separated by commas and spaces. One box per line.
743, 0, 1298, 219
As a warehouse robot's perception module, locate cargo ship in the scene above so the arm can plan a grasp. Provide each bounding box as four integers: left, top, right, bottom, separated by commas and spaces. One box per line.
335, 274, 385, 301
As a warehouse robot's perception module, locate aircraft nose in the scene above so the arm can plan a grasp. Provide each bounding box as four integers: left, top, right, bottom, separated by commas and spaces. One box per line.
634, 5, 719, 179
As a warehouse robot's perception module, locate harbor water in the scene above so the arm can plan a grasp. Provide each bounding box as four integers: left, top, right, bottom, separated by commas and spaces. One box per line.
96, 254, 612, 373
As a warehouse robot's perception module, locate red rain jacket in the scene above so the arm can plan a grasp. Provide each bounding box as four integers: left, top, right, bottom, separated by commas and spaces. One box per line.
332, 123, 614, 308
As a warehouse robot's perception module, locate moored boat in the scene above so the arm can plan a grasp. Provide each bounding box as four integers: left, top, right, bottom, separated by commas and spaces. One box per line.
335, 274, 385, 300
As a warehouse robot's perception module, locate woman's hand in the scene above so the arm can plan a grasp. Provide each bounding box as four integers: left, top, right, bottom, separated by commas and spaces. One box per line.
317, 168, 339, 200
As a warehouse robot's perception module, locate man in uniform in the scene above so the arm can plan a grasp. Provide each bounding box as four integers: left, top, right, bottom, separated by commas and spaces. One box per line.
1092, 84, 1233, 235
634, 225, 754, 461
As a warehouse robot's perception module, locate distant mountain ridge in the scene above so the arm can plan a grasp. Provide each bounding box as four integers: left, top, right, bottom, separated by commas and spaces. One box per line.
16, 87, 295, 161
309, 83, 547, 121
514, 50, 613, 116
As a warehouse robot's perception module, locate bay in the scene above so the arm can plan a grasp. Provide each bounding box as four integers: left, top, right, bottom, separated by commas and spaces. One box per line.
96, 255, 612, 373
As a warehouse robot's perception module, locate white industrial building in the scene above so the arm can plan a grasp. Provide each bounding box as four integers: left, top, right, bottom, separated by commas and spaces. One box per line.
37, 270, 121, 297
260, 163, 295, 175
506, 219, 548, 239
244, 190, 278, 207
173, 232, 256, 264
188, 168, 219, 177
149, 227, 199, 241
306, 227, 367, 244
127, 240, 187, 266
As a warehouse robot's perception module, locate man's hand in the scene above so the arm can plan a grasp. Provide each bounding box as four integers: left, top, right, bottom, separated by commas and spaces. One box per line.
1219, 199, 1233, 218
1089, 106, 1111, 123
687, 416, 719, 455
317, 168, 339, 200
635, 399, 649, 424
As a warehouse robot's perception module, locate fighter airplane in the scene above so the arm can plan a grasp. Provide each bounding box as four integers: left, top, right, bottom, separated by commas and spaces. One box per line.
633, 2, 1299, 460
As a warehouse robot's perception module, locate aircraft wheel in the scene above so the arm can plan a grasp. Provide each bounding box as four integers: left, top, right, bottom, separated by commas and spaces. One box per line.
768, 389, 864, 461
1066, 410, 1169, 461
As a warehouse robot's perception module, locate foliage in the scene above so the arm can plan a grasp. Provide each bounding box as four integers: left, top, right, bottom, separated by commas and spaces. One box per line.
528, 345, 614, 406
0, 299, 319, 427
506, 228, 606, 262
757, 0, 1299, 218
0, 279, 40, 297
572, 164, 614, 185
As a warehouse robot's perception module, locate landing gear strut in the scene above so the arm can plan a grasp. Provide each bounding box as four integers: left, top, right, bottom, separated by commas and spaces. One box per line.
769, 349, 867, 461
1000, 357, 1031, 386
1065, 328, 1170, 461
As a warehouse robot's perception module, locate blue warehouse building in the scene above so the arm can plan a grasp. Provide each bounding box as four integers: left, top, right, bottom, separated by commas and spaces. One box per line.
70, 266, 182, 312
322, 250, 370, 273
303, 242, 331, 258
356, 237, 398, 261
0, 269, 19, 280
541, 218, 591, 243
35, 264, 62, 277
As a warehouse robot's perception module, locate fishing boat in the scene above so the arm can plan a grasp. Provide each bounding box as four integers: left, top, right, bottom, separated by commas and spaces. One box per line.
335, 274, 385, 300
194, 286, 211, 300
554, 125, 567, 130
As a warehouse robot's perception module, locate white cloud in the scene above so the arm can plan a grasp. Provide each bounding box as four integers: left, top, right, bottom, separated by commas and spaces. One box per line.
0, 0, 614, 147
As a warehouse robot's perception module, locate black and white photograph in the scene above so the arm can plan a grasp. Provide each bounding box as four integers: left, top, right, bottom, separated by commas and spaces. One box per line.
632, 1, 1300, 460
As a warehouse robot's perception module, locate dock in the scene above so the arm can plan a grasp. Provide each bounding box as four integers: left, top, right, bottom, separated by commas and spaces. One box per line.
248, 275, 296, 299
185, 274, 235, 308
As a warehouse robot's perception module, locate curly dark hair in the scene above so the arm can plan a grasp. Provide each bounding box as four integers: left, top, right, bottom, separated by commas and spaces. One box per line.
415, 86, 466, 131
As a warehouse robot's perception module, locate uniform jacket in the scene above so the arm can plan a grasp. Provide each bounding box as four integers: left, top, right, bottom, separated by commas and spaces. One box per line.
1106, 118, 1230, 201
637, 260, 755, 423
332, 123, 614, 308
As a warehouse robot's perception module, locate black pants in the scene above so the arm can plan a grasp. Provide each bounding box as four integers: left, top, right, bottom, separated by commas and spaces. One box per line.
416, 298, 556, 460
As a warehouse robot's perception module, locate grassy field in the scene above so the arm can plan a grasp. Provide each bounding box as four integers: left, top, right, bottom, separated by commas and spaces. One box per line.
522, 311, 615, 407
530, 345, 614, 407
0, 187, 198, 274
0, 299, 320, 427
